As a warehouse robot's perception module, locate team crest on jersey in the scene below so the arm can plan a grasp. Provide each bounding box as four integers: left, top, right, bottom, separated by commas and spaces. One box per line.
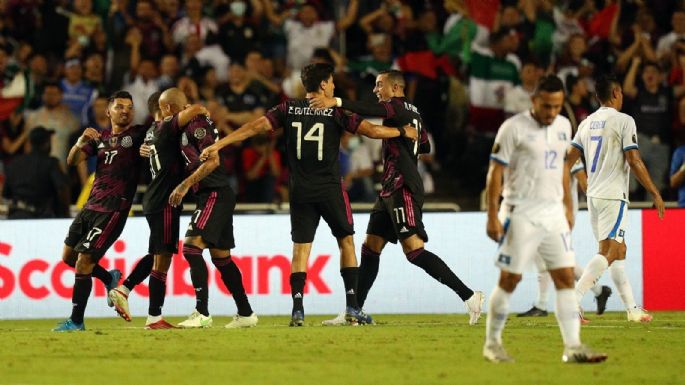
121, 136, 133, 148
109, 137, 118, 147
194, 127, 207, 139
491, 143, 501, 154
181, 132, 189, 146
558, 132, 567, 141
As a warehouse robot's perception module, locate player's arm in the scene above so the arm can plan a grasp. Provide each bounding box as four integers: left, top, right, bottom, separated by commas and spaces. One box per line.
356, 120, 417, 140
485, 160, 505, 242
309, 97, 390, 117
67, 127, 100, 166
177, 104, 211, 127
169, 150, 220, 207
573, 168, 588, 193
199, 116, 274, 162
625, 149, 665, 218
562, 157, 574, 229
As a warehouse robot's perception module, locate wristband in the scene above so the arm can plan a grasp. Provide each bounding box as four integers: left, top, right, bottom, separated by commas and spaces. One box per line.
680, 163, 685, 173
398, 125, 406, 137
75, 138, 88, 148
335, 97, 342, 107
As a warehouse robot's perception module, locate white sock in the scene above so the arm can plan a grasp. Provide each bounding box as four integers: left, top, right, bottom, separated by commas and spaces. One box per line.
575, 254, 608, 302
609, 260, 637, 310
146, 314, 162, 324
576, 264, 604, 297
555, 289, 581, 347
535, 272, 551, 310
485, 285, 511, 346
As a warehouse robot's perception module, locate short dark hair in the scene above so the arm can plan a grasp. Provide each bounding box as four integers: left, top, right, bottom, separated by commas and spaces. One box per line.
379, 69, 405, 87
534, 75, 564, 95
43, 80, 62, 92
147, 91, 161, 116
108, 90, 133, 105
565, 74, 579, 94
594, 74, 621, 103
641, 61, 660, 73
301, 63, 334, 92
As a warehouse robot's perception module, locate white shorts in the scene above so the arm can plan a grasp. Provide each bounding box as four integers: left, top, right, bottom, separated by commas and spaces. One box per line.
587, 197, 628, 243
496, 208, 575, 274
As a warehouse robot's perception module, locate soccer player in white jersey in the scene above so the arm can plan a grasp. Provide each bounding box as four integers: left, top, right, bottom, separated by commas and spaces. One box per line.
484, 75, 607, 363
518, 159, 612, 318
567, 75, 665, 323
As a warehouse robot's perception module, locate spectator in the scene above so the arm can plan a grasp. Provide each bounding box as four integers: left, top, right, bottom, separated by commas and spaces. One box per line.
83, 53, 106, 95
198, 66, 219, 102
124, 28, 160, 124
60, 58, 96, 125
217, 0, 263, 60
171, 0, 218, 46
245, 50, 282, 96
131, 0, 173, 59
616, 19, 658, 74
340, 131, 374, 202
504, 60, 543, 116
0, 44, 26, 120
158, 54, 180, 90
656, 9, 685, 63
556, 33, 593, 85
219, 60, 275, 127
180, 33, 230, 82
623, 58, 673, 194
670, 134, 685, 207
561, 74, 593, 133
25, 53, 49, 110
24, 82, 79, 166
68, 0, 102, 48
241, 134, 281, 203
2, 126, 70, 218
0, 111, 28, 165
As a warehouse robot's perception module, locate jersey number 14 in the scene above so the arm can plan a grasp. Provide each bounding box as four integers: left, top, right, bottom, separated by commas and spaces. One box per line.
293, 122, 324, 161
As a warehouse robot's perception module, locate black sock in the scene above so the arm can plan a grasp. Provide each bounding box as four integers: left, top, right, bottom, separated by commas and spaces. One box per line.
290, 272, 306, 314
92, 264, 112, 287
183, 245, 209, 316
70, 273, 92, 324
357, 244, 380, 308
340, 267, 359, 309
212, 257, 253, 316
148, 270, 167, 317
406, 248, 474, 301
123, 254, 154, 291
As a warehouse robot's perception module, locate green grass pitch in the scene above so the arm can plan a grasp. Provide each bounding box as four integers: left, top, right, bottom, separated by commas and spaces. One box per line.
1, 312, 684, 385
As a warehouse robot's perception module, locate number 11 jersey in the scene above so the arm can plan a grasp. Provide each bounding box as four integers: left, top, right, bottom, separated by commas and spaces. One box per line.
265, 99, 363, 203
142, 116, 185, 214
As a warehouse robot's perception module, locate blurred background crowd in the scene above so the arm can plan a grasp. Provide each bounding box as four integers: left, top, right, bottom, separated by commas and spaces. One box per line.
2, 0, 685, 218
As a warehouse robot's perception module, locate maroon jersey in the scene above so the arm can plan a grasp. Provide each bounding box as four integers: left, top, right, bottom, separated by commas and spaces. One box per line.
179, 115, 232, 191
265, 99, 362, 202
81, 124, 147, 212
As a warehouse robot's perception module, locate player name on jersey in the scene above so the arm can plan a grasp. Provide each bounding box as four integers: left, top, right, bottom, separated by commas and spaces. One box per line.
287, 106, 334, 117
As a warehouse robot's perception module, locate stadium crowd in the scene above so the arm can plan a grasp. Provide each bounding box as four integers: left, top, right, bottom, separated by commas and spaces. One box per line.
1, 0, 685, 217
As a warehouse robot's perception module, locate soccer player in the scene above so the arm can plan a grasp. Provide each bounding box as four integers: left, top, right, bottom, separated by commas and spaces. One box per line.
309, 70, 484, 326
567, 75, 665, 323
518, 161, 612, 318
161, 88, 257, 329
108, 92, 209, 329
484, 75, 607, 363
200, 63, 417, 326
54, 91, 148, 331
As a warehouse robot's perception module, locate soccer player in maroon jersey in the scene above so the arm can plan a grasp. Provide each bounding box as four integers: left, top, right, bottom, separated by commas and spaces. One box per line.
200, 63, 417, 326
54, 91, 147, 331
108, 92, 209, 329
160, 88, 256, 328
309, 70, 485, 325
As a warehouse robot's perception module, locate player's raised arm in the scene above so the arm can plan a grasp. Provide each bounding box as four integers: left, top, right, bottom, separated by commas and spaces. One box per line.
199, 116, 275, 162
356, 120, 417, 140
177, 104, 211, 127
67, 127, 100, 166
625, 149, 665, 218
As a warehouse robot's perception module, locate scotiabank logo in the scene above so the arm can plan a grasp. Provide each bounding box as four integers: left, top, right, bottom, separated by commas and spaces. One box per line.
0, 240, 332, 300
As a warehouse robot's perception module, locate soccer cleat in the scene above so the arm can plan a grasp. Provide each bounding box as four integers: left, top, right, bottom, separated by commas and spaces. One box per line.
289, 310, 304, 327
322, 312, 347, 326
345, 307, 374, 325
108, 286, 132, 322
517, 306, 548, 317
627, 307, 653, 323
225, 313, 259, 329
178, 310, 213, 328
145, 318, 178, 330
483, 343, 514, 363
562, 345, 608, 363
52, 319, 85, 332
106, 269, 122, 307
465, 291, 485, 325
595, 286, 612, 315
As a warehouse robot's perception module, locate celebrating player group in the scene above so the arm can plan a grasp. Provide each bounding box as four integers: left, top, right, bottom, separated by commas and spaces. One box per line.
52, 63, 664, 365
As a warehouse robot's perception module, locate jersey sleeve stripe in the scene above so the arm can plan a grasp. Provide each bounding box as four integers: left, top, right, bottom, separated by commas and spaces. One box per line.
489, 155, 509, 166
622, 145, 638, 151
571, 142, 584, 151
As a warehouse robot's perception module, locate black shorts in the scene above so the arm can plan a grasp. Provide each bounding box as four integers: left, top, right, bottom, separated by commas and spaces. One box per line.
366, 188, 427, 244
186, 187, 236, 250
290, 186, 354, 243
146, 204, 181, 254
64, 209, 129, 261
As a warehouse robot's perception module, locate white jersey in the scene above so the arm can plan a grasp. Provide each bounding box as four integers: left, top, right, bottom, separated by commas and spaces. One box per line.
491, 110, 572, 214
572, 107, 637, 202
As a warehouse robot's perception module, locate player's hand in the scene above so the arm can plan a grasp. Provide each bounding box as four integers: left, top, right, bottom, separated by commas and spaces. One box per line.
199, 145, 219, 162
486, 216, 504, 243
309, 96, 337, 109
77, 127, 100, 147
139, 143, 151, 158
403, 124, 418, 141
653, 193, 665, 219
169, 182, 189, 207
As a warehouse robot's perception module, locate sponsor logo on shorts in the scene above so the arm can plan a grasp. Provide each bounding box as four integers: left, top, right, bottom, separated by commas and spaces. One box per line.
400, 226, 409, 233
